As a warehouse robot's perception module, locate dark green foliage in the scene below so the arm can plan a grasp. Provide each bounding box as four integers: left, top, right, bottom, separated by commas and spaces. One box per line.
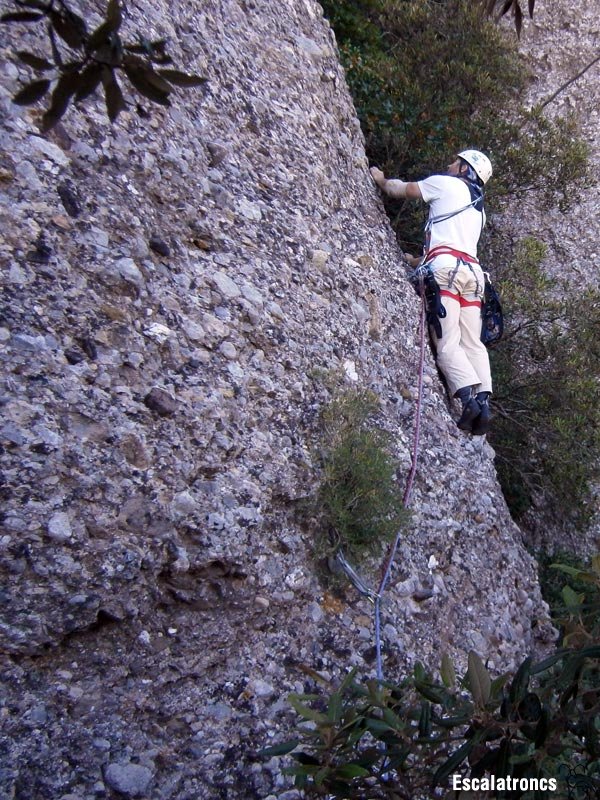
502, 108, 590, 210
539, 552, 600, 648
326, 0, 526, 246
318, 388, 408, 558
263, 560, 600, 797
489, 237, 600, 525
263, 646, 600, 798
538, 550, 591, 620
2, 0, 207, 130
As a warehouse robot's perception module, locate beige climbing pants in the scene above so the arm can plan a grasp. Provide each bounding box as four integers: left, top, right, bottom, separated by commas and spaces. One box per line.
430, 255, 492, 397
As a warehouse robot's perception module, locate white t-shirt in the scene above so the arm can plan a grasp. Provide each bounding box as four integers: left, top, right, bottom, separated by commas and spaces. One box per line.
418, 175, 485, 259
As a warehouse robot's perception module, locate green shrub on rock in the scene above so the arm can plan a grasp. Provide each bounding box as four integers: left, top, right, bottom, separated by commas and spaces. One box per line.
317, 387, 408, 559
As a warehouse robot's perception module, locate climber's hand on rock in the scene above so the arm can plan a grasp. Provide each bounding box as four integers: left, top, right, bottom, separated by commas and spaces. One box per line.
370, 166, 385, 186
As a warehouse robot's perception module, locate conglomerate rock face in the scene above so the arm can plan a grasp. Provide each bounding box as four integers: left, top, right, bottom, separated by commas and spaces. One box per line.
0, 1, 554, 797
513, 0, 600, 272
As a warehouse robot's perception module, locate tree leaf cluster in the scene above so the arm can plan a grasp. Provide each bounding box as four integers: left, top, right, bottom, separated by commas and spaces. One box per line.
262, 642, 600, 798
482, 0, 536, 38
541, 553, 600, 649
2, 0, 207, 130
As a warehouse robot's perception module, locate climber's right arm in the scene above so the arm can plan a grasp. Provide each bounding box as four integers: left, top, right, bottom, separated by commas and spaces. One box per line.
370, 167, 422, 200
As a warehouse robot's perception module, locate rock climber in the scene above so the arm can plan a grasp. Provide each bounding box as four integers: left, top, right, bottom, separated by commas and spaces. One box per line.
370, 150, 493, 435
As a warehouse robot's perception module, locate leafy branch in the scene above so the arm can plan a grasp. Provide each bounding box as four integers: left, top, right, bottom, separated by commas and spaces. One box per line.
2, 0, 207, 130
262, 642, 600, 798
482, 0, 536, 37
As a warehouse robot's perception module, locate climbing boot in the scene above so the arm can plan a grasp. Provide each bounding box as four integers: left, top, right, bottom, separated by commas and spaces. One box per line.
471, 392, 491, 436
455, 386, 480, 432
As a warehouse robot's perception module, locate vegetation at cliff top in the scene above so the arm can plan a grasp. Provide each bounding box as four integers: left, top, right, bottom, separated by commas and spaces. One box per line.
321, 0, 588, 249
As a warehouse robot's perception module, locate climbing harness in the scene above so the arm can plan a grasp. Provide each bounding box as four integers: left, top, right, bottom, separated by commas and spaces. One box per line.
414, 179, 484, 341
420, 247, 503, 347
334, 277, 428, 681
423, 244, 480, 265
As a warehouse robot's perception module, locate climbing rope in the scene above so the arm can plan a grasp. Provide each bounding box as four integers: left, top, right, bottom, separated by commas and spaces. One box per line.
334, 280, 428, 681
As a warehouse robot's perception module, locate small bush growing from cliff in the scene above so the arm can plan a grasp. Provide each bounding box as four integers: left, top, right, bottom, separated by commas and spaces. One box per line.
2, 0, 206, 130
262, 645, 600, 798
317, 388, 408, 558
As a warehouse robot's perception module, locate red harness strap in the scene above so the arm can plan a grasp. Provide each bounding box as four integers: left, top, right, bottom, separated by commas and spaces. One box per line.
423, 246, 482, 307
440, 289, 481, 308
424, 245, 479, 265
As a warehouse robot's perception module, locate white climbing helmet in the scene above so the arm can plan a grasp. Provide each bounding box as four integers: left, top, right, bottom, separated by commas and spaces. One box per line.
458, 149, 493, 184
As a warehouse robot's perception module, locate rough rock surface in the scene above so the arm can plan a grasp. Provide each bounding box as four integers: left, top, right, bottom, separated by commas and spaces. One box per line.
0, 1, 565, 797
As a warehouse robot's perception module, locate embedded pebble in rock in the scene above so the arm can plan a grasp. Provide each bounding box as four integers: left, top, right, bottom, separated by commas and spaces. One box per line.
114, 257, 144, 288
219, 341, 237, 359
212, 271, 241, 300
149, 236, 171, 257
143, 387, 178, 416
104, 763, 154, 798
247, 678, 276, 698
0, 0, 585, 797
143, 322, 173, 344
47, 512, 72, 542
